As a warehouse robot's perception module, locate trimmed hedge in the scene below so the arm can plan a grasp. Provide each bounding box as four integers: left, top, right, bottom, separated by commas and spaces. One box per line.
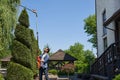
49, 69, 57, 75
7, 8, 40, 79
113, 74, 120, 80
58, 71, 74, 76
30, 29, 39, 55
14, 25, 39, 74
30, 29, 41, 74
12, 40, 32, 69
6, 62, 34, 80
18, 9, 29, 27
15, 24, 32, 48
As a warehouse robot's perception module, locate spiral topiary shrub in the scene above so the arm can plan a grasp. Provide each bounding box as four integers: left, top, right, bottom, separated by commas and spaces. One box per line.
6, 9, 40, 80
18, 9, 29, 27
12, 40, 32, 68
15, 24, 32, 48
6, 62, 33, 80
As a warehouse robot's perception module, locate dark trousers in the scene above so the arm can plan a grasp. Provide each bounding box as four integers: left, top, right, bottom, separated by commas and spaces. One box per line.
39, 67, 49, 80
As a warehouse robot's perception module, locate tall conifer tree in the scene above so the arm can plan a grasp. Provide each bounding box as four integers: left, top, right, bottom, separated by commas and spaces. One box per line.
0, 0, 20, 58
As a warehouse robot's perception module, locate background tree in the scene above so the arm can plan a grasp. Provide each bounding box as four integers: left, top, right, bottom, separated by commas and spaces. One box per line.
84, 14, 97, 48
65, 42, 95, 73
0, 0, 20, 58
6, 9, 40, 80
84, 50, 95, 73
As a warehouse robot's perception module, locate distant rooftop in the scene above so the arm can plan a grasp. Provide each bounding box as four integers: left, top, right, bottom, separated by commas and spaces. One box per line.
0, 55, 12, 62
49, 49, 77, 61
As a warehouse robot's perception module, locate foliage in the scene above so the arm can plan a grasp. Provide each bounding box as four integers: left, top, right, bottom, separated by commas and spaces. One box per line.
6, 62, 34, 80
65, 43, 85, 73
18, 9, 29, 28
61, 63, 75, 77
84, 50, 95, 73
65, 42, 95, 73
65, 43, 85, 61
58, 70, 74, 76
0, 49, 11, 58
49, 69, 57, 75
75, 61, 88, 73
0, 73, 4, 80
12, 40, 32, 68
15, 24, 32, 48
113, 74, 120, 80
0, 0, 20, 58
7, 9, 40, 79
84, 14, 97, 48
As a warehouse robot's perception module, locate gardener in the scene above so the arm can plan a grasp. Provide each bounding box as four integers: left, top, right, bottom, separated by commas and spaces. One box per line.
39, 47, 50, 80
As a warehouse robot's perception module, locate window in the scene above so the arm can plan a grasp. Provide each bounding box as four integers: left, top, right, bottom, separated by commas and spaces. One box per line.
102, 10, 107, 35
103, 37, 107, 50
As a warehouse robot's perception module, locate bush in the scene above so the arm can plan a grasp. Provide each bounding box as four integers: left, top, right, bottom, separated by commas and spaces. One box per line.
15, 24, 32, 48
30, 30, 41, 55
0, 73, 4, 80
6, 62, 34, 80
58, 70, 74, 76
113, 74, 120, 80
0, 49, 10, 58
75, 63, 88, 73
18, 9, 29, 27
12, 40, 32, 69
49, 69, 57, 75
12, 37, 38, 75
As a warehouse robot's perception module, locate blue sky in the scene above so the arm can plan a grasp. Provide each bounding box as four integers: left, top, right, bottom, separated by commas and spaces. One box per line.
21, 0, 96, 54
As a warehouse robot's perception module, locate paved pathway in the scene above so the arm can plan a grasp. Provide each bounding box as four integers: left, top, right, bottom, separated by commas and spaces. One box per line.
34, 74, 58, 80
34, 74, 82, 80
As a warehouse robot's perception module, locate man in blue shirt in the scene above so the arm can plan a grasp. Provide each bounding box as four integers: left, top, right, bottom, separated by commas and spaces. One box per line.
39, 47, 50, 80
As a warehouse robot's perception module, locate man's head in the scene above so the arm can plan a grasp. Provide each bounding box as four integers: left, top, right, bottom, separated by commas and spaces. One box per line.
44, 47, 50, 53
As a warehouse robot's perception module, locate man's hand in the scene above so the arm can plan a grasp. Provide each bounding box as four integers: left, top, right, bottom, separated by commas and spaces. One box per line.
41, 59, 44, 62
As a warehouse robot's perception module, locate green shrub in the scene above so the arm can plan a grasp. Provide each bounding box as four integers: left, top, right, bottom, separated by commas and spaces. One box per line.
58, 70, 74, 76
30, 29, 40, 55
12, 40, 32, 69
15, 24, 32, 48
49, 69, 57, 75
75, 63, 88, 73
30, 29, 40, 75
7, 8, 40, 79
0, 49, 10, 58
6, 62, 34, 80
113, 74, 120, 80
18, 9, 29, 27
0, 73, 4, 80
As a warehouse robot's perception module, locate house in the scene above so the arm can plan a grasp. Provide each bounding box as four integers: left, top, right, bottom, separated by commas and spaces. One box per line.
91, 0, 120, 80
0, 55, 12, 77
0, 55, 11, 68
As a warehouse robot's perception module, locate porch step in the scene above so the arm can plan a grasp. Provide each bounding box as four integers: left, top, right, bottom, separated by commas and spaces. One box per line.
57, 78, 69, 80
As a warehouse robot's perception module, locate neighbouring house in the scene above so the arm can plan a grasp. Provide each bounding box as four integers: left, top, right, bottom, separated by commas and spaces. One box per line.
91, 0, 120, 80
0, 56, 12, 68
0, 55, 12, 77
